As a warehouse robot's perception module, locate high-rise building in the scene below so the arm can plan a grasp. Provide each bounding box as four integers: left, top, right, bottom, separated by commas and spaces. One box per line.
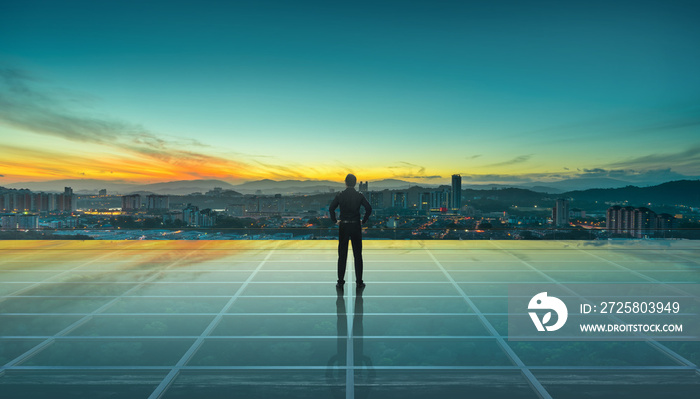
430, 189, 450, 209
146, 195, 169, 210
0, 213, 39, 230
121, 194, 142, 211
2, 190, 65, 212
358, 181, 368, 193
183, 204, 200, 226
451, 174, 462, 210
552, 198, 570, 226
392, 192, 407, 208
419, 192, 431, 211
99, 189, 107, 197
182, 204, 216, 227
58, 187, 76, 212
632, 207, 656, 238
367, 192, 384, 210
606, 206, 671, 238
656, 213, 675, 235
607, 205, 622, 233
199, 208, 217, 227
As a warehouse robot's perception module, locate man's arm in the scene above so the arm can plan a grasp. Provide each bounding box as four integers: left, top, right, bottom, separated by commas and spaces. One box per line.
361, 195, 372, 224
329, 195, 340, 223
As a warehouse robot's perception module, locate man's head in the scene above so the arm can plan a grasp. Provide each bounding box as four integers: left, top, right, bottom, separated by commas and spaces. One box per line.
345, 174, 357, 187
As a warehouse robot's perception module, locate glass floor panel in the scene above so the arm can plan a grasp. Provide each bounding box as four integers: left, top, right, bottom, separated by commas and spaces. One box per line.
356, 370, 540, 399
227, 296, 340, 313
0, 315, 83, 336
163, 370, 345, 399
0, 240, 698, 399
212, 315, 338, 336
0, 371, 168, 399
0, 297, 112, 313
105, 297, 230, 313
21, 339, 194, 366
359, 338, 510, 366
188, 338, 341, 366
69, 315, 215, 336
534, 371, 700, 399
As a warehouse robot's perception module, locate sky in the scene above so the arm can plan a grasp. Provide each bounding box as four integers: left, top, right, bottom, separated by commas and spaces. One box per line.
1, 0, 699, 187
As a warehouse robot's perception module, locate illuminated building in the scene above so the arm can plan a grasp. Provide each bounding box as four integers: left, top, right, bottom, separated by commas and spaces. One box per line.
552, 198, 570, 226
392, 192, 407, 208
606, 206, 673, 238
451, 174, 461, 210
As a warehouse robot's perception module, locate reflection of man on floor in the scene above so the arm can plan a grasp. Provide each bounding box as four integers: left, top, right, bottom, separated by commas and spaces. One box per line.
329, 174, 372, 289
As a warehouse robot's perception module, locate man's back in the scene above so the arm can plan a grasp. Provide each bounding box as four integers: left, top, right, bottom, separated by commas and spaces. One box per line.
329, 187, 372, 223
330, 176, 371, 288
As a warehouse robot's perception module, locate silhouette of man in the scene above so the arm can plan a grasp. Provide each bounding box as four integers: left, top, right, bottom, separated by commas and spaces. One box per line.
329, 174, 372, 289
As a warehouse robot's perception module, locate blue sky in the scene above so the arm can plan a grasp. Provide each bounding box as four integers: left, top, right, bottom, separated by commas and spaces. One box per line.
1, 0, 699, 185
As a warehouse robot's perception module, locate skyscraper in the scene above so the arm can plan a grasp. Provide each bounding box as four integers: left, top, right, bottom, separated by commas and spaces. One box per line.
121, 194, 142, 211
430, 189, 450, 209
367, 191, 384, 210
59, 187, 76, 212
392, 192, 407, 208
552, 198, 570, 226
146, 195, 169, 210
358, 181, 368, 193
451, 174, 462, 210
607, 206, 669, 238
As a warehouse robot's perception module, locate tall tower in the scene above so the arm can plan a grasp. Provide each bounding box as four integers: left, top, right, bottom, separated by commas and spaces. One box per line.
358, 181, 368, 193
451, 174, 462, 210
552, 198, 570, 226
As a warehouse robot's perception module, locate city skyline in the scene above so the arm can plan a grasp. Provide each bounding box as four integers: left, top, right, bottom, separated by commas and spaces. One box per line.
2, 1, 700, 187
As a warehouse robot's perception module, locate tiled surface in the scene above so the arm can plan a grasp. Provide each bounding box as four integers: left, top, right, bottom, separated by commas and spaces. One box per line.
0, 240, 698, 398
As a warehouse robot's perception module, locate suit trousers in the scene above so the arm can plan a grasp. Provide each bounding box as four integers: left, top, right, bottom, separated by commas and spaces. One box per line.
337, 222, 363, 283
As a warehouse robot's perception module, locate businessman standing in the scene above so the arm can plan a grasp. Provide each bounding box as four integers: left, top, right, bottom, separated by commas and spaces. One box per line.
329, 174, 372, 289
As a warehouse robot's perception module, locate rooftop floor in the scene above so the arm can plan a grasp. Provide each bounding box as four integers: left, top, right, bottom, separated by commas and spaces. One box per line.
0, 240, 699, 399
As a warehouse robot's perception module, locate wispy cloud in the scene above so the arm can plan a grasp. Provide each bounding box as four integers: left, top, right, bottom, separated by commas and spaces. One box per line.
0, 66, 278, 182
387, 161, 440, 180
484, 154, 533, 167
606, 145, 700, 170
459, 174, 535, 183
392, 174, 442, 179
0, 67, 150, 145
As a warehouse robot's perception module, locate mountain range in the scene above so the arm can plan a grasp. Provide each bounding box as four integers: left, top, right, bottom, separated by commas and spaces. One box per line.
3, 177, 697, 197
4, 178, 432, 195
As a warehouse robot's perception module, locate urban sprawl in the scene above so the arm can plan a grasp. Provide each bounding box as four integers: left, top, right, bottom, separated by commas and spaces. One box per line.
2, 176, 699, 240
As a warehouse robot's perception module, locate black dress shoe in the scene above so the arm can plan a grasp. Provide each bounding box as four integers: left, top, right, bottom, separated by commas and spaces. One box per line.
356, 282, 366, 289
336, 282, 345, 289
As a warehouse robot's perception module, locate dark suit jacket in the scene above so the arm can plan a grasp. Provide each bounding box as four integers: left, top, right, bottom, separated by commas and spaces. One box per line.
329, 187, 372, 224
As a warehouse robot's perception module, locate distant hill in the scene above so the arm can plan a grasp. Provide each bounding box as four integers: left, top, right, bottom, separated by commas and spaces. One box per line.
6, 179, 239, 195
563, 180, 700, 207
368, 179, 438, 190
231, 179, 345, 194
132, 180, 238, 195
6, 178, 698, 206
463, 187, 552, 204
6, 179, 136, 194
521, 177, 634, 192
230, 178, 439, 194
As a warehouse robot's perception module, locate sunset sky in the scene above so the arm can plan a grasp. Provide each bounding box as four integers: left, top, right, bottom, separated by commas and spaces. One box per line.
1, 0, 699, 186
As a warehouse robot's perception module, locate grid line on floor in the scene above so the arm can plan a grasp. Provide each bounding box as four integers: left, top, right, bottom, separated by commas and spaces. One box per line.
489, 241, 700, 374
146, 243, 280, 399
0, 246, 207, 377
427, 249, 553, 399
1, 241, 699, 399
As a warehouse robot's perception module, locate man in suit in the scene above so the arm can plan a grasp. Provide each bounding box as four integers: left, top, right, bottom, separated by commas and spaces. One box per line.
329, 174, 372, 289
